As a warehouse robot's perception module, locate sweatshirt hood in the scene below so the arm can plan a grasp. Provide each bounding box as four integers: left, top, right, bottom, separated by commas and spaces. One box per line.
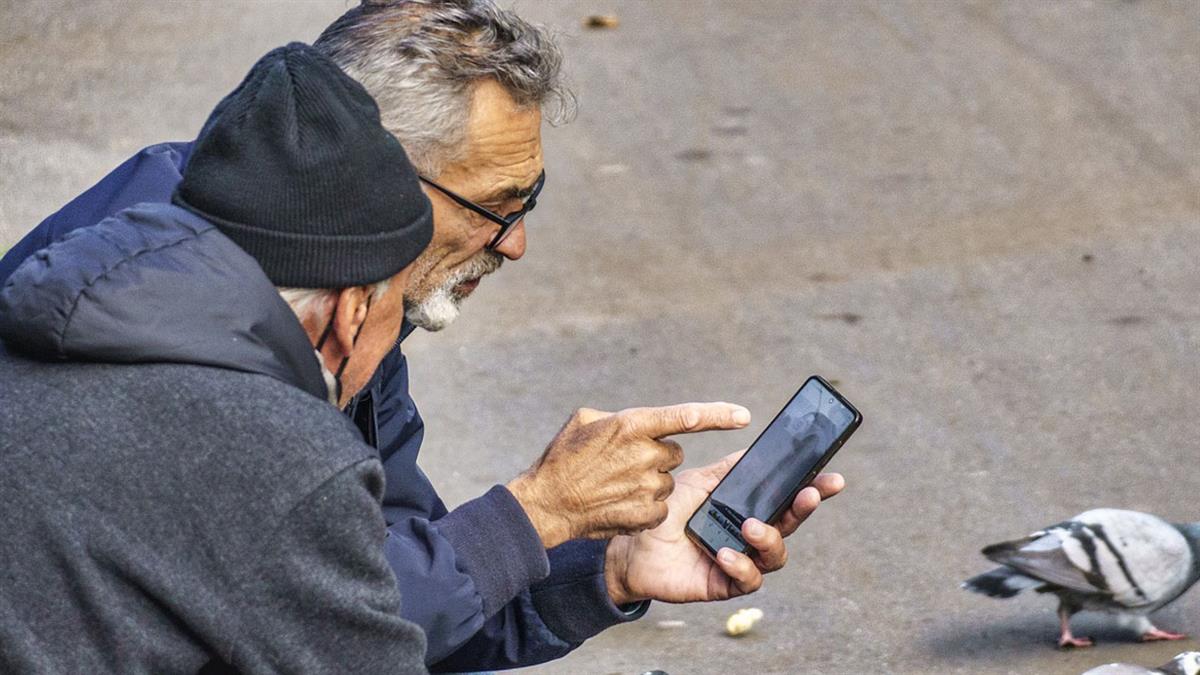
0, 203, 327, 400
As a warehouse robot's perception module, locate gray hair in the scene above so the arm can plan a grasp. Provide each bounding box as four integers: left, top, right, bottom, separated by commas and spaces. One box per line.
279, 281, 389, 406
314, 0, 574, 176
279, 280, 391, 326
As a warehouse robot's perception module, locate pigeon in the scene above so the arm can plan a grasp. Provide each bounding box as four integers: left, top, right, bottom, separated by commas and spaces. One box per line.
963, 509, 1200, 648
1080, 651, 1200, 675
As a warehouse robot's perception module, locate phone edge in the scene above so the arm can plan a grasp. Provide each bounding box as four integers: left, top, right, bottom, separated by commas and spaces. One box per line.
684, 375, 863, 559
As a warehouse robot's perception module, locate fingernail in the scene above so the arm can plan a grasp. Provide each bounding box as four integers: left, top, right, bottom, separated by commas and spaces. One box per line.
732, 407, 751, 425
718, 548, 737, 563
746, 519, 764, 538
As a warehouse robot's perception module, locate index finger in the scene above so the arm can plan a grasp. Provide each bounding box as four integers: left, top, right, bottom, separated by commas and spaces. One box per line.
617, 402, 751, 439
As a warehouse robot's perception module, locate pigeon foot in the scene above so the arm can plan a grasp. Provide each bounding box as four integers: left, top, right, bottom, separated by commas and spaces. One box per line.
1139, 628, 1187, 642
1058, 635, 1094, 649
1057, 605, 1092, 649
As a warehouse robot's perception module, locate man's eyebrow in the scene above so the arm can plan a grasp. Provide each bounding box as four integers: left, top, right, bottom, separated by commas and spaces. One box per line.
479, 181, 536, 204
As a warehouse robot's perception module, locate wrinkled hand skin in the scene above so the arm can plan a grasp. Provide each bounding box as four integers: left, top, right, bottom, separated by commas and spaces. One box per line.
603, 448, 846, 605
507, 402, 751, 549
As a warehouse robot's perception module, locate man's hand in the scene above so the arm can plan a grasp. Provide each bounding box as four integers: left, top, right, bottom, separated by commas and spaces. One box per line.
603, 449, 845, 605
507, 403, 751, 549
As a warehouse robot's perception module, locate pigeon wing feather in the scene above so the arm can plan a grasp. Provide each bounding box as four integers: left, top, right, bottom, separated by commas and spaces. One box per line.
984, 509, 1192, 608
983, 525, 1110, 596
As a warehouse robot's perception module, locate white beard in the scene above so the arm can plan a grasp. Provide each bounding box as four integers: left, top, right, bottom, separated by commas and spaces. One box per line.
404, 285, 461, 332
405, 250, 503, 332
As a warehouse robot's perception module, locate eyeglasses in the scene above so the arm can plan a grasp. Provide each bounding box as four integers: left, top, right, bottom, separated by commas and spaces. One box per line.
418, 170, 545, 249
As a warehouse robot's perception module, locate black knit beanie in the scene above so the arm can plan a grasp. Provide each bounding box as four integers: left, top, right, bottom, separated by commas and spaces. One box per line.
173, 42, 433, 288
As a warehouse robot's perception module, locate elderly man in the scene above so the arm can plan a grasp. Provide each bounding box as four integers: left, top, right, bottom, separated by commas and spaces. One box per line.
0, 1, 845, 671
0, 43, 434, 673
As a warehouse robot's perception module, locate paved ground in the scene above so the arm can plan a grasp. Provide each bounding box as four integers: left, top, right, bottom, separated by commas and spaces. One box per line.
2, 1, 1197, 673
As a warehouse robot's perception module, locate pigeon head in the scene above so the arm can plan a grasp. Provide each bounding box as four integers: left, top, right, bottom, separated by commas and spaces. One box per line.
1179, 522, 1200, 572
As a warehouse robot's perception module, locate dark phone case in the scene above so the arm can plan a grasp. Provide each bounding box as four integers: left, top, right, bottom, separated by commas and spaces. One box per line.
685, 375, 862, 558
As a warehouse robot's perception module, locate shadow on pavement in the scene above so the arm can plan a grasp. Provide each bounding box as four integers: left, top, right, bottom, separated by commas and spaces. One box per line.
924, 609, 1199, 674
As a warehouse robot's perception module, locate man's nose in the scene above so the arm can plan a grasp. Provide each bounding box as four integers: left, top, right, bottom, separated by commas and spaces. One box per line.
494, 220, 526, 260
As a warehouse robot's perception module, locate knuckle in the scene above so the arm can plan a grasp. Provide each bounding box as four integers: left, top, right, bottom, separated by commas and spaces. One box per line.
659, 472, 675, 497
651, 503, 669, 527
613, 410, 638, 436
670, 450, 684, 469
662, 440, 684, 467
637, 442, 663, 467
639, 474, 660, 495
574, 407, 608, 426
640, 490, 658, 510
609, 511, 635, 532
678, 405, 701, 431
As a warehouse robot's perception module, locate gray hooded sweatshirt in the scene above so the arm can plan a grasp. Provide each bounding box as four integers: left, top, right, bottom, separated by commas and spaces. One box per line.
0, 204, 426, 674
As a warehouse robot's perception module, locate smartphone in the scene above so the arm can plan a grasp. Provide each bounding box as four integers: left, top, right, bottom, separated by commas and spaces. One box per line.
685, 375, 861, 558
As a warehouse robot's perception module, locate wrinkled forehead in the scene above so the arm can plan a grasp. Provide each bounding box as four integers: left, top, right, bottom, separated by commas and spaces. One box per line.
454, 80, 544, 196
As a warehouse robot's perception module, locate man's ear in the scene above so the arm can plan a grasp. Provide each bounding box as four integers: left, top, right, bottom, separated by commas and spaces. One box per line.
330, 285, 372, 357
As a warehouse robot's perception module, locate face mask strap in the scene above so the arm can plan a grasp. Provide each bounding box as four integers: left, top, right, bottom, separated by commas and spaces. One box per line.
315, 293, 374, 406
315, 307, 337, 352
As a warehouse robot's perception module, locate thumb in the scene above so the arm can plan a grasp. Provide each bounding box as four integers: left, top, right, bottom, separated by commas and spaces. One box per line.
706, 447, 749, 480
684, 448, 749, 493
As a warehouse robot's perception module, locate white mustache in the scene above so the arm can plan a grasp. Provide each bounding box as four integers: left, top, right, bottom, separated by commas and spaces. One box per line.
448, 250, 503, 288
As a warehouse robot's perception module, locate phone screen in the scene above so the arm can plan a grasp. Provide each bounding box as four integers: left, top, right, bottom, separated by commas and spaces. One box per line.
687, 377, 860, 556
710, 378, 857, 522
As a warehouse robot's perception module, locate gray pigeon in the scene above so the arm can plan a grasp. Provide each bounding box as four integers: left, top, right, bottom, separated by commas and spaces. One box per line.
963, 509, 1200, 648
1080, 651, 1200, 675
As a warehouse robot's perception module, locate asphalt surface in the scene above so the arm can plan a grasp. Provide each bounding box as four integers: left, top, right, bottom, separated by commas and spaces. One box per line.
2, 2, 1198, 674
